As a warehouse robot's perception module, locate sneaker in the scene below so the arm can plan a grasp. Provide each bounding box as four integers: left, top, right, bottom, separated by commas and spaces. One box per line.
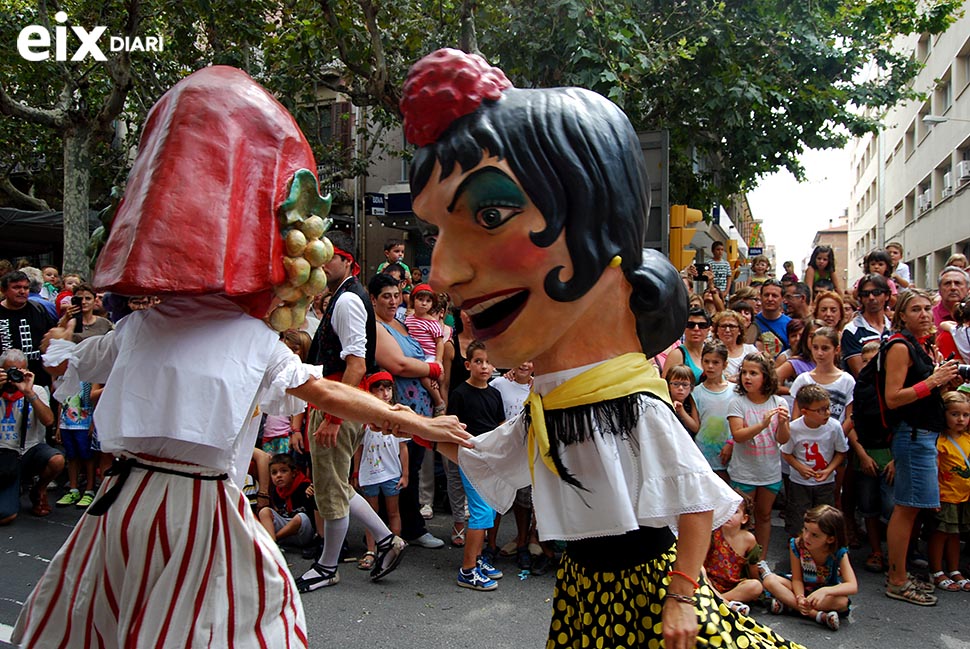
409, 532, 445, 549
56, 489, 81, 507
477, 555, 504, 580
420, 504, 434, 520
296, 564, 340, 592
516, 546, 533, 571
76, 491, 96, 509
457, 566, 497, 591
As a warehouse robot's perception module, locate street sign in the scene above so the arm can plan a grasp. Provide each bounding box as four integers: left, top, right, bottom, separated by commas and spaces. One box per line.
748, 246, 763, 256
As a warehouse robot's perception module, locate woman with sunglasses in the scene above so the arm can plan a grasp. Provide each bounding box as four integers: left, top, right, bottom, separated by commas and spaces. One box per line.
714, 310, 760, 382
663, 308, 711, 384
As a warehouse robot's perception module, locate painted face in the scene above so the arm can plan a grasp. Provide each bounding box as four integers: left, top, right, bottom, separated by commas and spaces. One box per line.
739, 361, 765, 395
701, 352, 725, 378
413, 157, 624, 368
2, 280, 29, 308
815, 252, 829, 270
816, 298, 842, 328
899, 296, 934, 336
801, 400, 831, 428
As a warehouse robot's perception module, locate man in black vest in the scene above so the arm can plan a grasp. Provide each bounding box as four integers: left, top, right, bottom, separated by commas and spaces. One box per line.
297, 232, 406, 591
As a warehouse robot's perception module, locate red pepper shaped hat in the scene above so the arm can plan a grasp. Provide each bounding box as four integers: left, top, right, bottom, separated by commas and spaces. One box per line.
94, 66, 316, 314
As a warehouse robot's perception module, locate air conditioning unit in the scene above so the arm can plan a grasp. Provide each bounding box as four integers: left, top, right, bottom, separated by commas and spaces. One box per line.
943, 172, 954, 198
959, 159, 970, 181
918, 193, 929, 213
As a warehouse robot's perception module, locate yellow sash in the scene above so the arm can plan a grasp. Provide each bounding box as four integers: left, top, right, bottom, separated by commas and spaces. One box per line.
524, 352, 671, 481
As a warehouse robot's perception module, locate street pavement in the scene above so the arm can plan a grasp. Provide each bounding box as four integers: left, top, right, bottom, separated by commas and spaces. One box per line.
2, 500, 970, 648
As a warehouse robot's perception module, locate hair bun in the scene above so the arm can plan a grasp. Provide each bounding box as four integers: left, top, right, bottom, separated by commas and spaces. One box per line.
401, 48, 512, 147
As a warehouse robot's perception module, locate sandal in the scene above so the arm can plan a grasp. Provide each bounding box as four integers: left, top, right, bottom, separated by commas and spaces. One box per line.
816, 610, 840, 631
726, 600, 750, 616
371, 534, 406, 582
767, 597, 785, 615
948, 571, 970, 592
357, 551, 376, 571
295, 563, 340, 593
885, 579, 938, 606
451, 523, 466, 547
864, 552, 885, 573
931, 571, 961, 592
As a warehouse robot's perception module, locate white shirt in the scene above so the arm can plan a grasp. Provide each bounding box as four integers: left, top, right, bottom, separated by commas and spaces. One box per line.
726, 394, 788, 485
358, 425, 404, 486
789, 372, 855, 424
458, 361, 740, 541
489, 376, 531, 421
781, 417, 849, 486
330, 279, 368, 360
44, 295, 320, 485
0, 386, 50, 453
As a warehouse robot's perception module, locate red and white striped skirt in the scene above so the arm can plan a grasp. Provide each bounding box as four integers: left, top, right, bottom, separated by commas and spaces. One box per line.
13, 457, 308, 648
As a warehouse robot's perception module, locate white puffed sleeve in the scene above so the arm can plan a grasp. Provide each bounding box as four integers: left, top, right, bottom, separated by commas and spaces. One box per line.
458, 415, 532, 515
260, 344, 323, 416
44, 331, 119, 402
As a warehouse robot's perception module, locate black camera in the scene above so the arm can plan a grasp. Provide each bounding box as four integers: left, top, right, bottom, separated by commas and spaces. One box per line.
958, 364, 970, 380
5, 368, 25, 383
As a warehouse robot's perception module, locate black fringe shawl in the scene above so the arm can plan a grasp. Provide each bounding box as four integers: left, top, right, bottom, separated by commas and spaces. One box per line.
523, 391, 669, 491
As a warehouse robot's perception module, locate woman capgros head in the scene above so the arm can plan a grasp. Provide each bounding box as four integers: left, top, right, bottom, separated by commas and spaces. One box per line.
403, 49, 686, 368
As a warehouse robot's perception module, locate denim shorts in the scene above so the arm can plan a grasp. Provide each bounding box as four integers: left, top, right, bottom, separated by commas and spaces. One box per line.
891, 422, 940, 509
856, 469, 895, 523
360, 478, 401, 498
459, 468, 496, 530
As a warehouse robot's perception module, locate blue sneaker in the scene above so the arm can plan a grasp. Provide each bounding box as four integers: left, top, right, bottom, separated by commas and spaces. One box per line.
477, 555, 504, 580
458, 566, 497, 591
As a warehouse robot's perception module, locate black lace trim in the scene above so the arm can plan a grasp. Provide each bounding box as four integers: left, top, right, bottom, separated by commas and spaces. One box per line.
523, 391, 668, 491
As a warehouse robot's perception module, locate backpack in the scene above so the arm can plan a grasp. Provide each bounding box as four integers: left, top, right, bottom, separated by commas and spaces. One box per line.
851, 333, 914, 449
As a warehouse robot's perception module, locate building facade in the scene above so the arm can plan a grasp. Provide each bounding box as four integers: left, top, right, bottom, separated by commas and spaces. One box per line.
848, 7, 970, 288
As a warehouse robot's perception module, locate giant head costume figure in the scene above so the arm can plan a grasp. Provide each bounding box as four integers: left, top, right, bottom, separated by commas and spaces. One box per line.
93, 66, 333, 330
401, 49, 687, 371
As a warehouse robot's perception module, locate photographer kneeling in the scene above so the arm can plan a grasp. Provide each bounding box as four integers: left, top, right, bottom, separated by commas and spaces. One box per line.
0, 349, 60, 523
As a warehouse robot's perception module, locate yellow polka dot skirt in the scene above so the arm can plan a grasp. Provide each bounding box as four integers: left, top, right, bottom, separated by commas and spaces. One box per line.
546, 544, 805, 649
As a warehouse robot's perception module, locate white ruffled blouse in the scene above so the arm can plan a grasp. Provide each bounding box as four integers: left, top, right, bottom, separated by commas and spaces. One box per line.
44, 295, 321, 485
458, 361, 742, 541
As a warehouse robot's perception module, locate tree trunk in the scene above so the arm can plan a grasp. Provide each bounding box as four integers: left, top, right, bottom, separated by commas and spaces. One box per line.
62, 127, 93, 276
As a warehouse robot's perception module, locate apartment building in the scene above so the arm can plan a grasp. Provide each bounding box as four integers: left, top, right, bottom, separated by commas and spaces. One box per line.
848, 7, 970, 288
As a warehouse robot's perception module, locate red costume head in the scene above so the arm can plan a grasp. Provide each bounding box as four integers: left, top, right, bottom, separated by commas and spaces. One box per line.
94, 66, 319, 318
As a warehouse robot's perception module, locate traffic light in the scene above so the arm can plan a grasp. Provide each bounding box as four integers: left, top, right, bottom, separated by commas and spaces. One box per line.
669, 204, 703, 270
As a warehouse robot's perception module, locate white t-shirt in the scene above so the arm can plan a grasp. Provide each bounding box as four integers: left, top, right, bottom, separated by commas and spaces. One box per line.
725, 344, 759, 382
789, 371, 855, 424
0, 385, 50, 454
894, 262, 912, 284
489, 377, 531, 421
358, 425, 404, 486
780, 417, 849, 486
692, 383, 735, 472
726, 394, 788, 485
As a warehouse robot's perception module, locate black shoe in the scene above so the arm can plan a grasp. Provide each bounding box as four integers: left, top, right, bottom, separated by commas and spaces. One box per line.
531, 553, 557, 576
481, 546, 497, 566
516, 546, 532, 572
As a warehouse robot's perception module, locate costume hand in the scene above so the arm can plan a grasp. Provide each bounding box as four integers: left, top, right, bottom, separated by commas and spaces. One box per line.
661, 598, 698, 649
290, 431, 305, 454
313, 419, 340, 448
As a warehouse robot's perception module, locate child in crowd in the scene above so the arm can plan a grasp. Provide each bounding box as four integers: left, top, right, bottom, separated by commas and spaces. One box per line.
405, 284, 446, 414
709, 240, 733, 296
54, 382, 97, 509
704, 492, 763, 616
858, 249, 898, 303
781, 384, 848, 538
763, 505, 857, 631
694, 341, 733, 481
261, 330, 312, 455
258, 454, 317, 551
804, 245, 840, 295
780, 261, 798, 286
447, 341, 506, 591
40, 266, 60, 301
847, 341, 895, 573
61, 273, 81, 293
748, 255, 772, 287
352, 372, 409, 571
928, 391, 970, 592
376, 238, 411, 282
667, 364, 699, 436
727, 353, 790, 552
886, 242, 911, 289
775, 319, 815, 400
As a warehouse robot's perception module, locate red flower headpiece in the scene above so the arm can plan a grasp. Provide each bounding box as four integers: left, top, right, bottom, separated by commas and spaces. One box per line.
401, 48, 512, 147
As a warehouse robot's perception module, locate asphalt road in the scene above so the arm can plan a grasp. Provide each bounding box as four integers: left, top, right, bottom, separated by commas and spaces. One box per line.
2, 501, 970, 649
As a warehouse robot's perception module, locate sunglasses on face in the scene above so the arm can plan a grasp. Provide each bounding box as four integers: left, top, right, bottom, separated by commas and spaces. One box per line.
858, 288, 887, 298
684, 322, 711, 330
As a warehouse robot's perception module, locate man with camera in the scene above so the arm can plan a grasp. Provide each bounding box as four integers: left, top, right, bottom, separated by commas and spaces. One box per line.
0, 271, 56, 388
0, 349, 60, 523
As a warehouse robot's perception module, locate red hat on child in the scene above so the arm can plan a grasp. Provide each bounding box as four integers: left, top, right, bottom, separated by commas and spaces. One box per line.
365, 371, 394, 391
